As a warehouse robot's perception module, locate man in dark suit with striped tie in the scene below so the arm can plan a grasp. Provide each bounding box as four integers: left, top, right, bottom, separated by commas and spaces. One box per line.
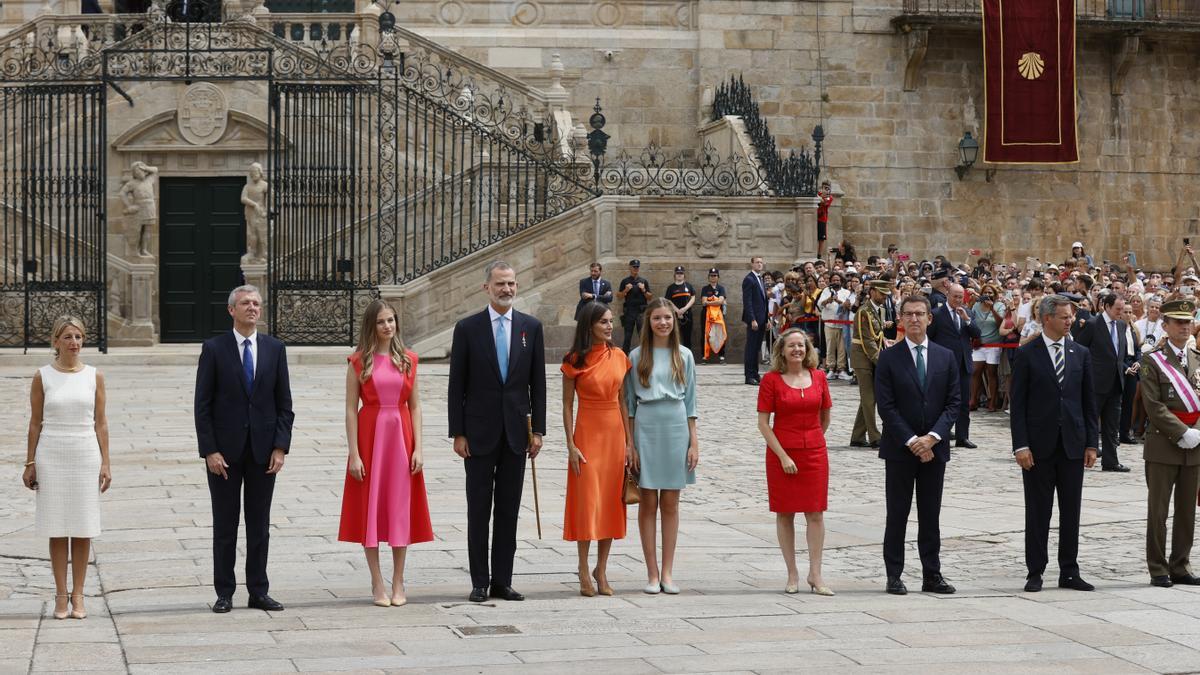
1010, 294, 1099, 593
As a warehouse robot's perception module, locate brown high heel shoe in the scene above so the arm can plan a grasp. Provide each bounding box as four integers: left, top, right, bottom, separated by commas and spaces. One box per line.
592, 569, 613, 596
578, 571, 596, 597
69, 593, 87, 619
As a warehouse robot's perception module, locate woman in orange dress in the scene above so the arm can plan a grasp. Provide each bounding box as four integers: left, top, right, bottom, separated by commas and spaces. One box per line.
561, 301, 633, 597
339, 300, 434, 607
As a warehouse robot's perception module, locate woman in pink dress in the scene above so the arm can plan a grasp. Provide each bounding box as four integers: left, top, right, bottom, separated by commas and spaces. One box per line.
339, 300, 433, 607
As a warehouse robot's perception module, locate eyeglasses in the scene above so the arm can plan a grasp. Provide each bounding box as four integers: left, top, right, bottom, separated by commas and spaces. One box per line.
900, 311, 928, 318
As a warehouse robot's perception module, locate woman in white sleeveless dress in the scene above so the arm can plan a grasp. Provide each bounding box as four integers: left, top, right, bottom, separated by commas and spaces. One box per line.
21, 317, 111, 620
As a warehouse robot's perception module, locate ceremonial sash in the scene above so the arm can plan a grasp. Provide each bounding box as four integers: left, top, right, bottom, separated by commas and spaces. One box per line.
1149, 351, 1200, 421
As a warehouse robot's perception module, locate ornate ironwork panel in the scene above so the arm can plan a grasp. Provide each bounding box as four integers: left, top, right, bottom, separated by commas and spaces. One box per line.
268, 81, 381, 344
0, 83, 106, 351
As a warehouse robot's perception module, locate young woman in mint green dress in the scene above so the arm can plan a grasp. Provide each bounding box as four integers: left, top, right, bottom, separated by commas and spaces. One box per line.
626, 298, 698, 595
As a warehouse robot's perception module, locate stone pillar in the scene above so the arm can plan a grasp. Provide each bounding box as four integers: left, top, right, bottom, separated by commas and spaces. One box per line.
128, 261, 156, 326
241, 262, 269, 332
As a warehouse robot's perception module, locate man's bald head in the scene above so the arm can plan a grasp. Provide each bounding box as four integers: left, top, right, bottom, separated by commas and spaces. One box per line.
948, 284, 966, 308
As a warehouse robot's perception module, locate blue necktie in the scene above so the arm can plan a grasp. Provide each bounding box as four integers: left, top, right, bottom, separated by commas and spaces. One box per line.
242, 338, 254, 392
1109, 319, 1119, 353
495, 315, 508, 383
915, 345, 926, 389
594, 279, 599, 298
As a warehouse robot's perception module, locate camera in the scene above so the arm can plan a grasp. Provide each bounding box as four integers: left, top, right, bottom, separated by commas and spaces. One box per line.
981, 294, 994, 302
1186, 237, 1191, 246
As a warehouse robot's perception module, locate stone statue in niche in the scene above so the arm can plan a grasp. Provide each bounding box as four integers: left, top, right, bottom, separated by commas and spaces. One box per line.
241, 162, 268, 264
119, 161, 158, 258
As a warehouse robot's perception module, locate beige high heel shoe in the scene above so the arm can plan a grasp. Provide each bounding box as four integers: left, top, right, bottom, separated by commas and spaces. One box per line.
69, 593, 87, 619
52, 594, 69, 620
578, 571, 596, 597
372, 582, 391, 607
592, 569, 614, 596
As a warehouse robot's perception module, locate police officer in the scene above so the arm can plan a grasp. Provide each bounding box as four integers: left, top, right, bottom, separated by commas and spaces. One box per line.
1140, 299, 1200, 588
617, 259, 652, 352
929, 268, 951, 314
850, 280, 890, 448
664, 265, 697, 352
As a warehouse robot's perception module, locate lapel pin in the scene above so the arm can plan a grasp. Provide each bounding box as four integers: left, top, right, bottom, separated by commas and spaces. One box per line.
521, 331, 527, 348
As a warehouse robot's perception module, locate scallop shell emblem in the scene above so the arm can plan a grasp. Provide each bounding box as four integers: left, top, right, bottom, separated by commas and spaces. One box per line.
1017, 52, 1045, 80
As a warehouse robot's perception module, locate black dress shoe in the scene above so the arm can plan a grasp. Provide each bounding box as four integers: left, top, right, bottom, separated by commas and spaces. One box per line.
1151, 575, 1175, 588
489, 585, 525, 601
921, 575, 956, 594
868, 440, 880, 449
1024, 575, 1043, 593
1119, 436, 1137, 444
212, 597, 232, 613
1102, 464, 1131, 472
886, 577, 907, 595
745, 378, 760, 386
954, 440, 978, 449
849, 440, 869, 448
248, 594, 284, 611
1058, 575, 1095, 591
1170, 574, 1200, 586
469, 587, 488, 602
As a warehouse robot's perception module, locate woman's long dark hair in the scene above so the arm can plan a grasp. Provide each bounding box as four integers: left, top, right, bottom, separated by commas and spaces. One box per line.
565, 301, 612, 369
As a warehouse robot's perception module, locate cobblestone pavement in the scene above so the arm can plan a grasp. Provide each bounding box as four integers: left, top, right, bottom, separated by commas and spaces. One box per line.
2, 354, 1199, 673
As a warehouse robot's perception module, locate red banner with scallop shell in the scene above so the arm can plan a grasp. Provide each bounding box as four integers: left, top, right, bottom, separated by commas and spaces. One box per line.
982, 0, 1078, 164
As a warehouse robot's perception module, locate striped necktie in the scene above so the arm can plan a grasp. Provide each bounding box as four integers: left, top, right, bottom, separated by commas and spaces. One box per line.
1052, 342, 1064, 385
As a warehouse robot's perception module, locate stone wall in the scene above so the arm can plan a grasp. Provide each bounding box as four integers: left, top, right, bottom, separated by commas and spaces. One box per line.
381, 0, 1200, 269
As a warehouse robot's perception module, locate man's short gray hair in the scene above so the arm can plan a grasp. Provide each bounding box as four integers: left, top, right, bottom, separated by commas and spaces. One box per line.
1039, 294, 1074, 319
485, 260, 514, 282
227, 284, 262, 307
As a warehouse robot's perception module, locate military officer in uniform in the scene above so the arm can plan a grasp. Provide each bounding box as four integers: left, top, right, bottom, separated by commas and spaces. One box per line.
1140, 299, 1200, 588
850, 280, 890, 448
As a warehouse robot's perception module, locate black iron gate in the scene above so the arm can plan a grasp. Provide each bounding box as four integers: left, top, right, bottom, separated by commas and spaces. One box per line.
0, 83, 107, 351
268, 81, 382, 345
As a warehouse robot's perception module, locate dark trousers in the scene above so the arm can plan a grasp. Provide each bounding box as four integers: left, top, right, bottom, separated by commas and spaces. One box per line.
464, 440, 528, 589
883, 458, 946, 579
1119, 374, 1138, 439
1097, 387, 1122, 467
622, 313, 643, 353
953, 369, 971, 442
744, 322, 765, 380
1022, 440, 1084, 579
208, 448, 276, 599
679, 314, 694, 352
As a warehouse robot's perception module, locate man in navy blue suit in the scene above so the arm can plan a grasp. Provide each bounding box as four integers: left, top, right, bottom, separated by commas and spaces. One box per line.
1010, 294, 1099, 593
742, 256, 768, 385
575, 262, 613, 320
875, 294, 960, 596
448, 261, 547, 603
195, 285, 294, 614
1074, 292, 1132, 472
927, 283, 980, 448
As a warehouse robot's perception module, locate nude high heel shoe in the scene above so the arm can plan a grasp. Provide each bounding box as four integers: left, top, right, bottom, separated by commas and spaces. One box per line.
69, 593, 87, 619
579, 571, 596, 597
52, 594, 69, 620
593, 569, 613, 596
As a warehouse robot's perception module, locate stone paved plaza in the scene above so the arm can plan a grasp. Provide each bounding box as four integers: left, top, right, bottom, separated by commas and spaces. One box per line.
2, 350, 1200, 673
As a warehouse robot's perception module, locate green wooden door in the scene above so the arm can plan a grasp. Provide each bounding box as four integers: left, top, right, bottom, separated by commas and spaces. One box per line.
159, 178, 246, 343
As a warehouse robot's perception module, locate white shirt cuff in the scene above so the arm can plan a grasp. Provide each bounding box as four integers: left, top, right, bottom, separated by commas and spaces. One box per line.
928, 432, 941, 442
906, 435, 918, 448
1013, 447, 1029, 456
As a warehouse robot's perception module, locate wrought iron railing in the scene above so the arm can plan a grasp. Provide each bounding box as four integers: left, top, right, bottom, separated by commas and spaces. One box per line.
901, 0, 1200, 22
709, 75, 821, 198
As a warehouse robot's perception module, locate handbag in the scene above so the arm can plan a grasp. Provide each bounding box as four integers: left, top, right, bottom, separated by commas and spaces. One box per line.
623, 468, 641, 505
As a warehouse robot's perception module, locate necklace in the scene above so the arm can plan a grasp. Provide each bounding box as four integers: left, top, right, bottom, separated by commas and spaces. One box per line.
52, 361, 84, 373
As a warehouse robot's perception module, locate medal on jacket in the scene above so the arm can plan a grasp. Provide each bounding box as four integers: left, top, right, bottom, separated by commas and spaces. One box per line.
522, 331, 527, 348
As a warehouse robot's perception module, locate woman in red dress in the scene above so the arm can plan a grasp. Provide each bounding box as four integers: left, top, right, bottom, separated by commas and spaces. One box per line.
757, 327, 833, 596
339, 300, 434, 607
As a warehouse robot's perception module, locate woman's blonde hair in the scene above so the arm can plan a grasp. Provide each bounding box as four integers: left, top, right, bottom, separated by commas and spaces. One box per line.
354, 299, 412, 381
636, 298, 686, 388
50, 316, 86, 356
770, 327, 819, 373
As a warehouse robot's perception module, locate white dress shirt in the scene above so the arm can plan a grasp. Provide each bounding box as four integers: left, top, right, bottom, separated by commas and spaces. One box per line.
233, 328, 258, 378
903, 336, 941, 447
487, 304, 514, 348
